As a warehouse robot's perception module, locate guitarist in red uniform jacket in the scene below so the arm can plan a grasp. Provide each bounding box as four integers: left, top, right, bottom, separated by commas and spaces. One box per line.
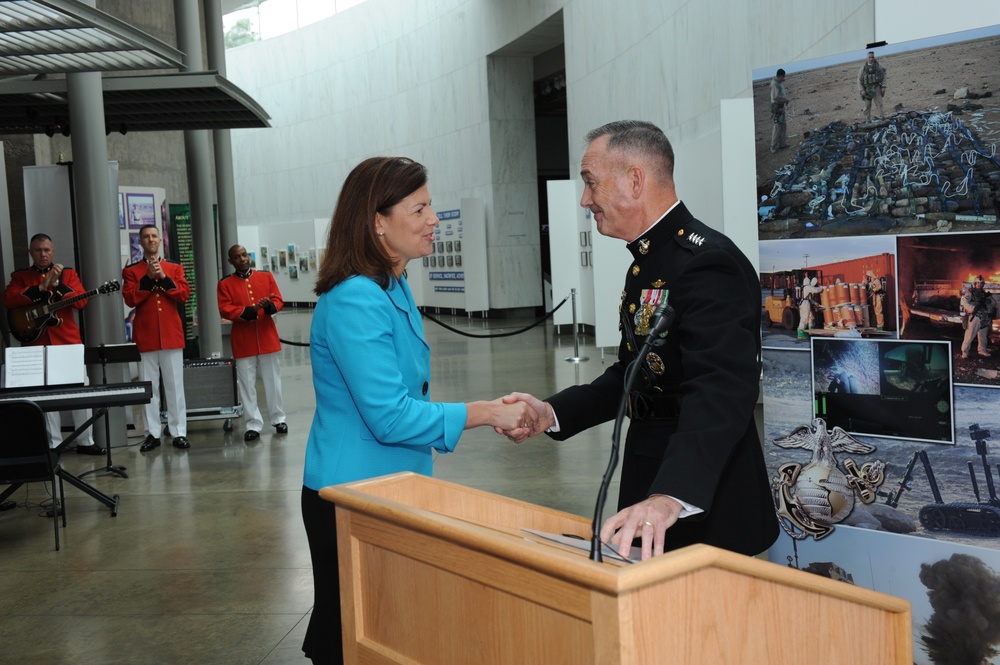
2, 233, 104, 454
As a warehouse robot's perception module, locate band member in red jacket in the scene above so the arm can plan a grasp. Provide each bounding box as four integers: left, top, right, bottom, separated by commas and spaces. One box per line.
217, 245, 287, 442
3, 233, 103, 454
122, 225, 190, 451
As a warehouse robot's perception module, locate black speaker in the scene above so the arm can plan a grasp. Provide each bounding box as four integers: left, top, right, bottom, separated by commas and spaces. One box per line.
183, 357, 241, 419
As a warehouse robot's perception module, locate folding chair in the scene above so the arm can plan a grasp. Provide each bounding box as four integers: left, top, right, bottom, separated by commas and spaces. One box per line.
0, 400, 67, 550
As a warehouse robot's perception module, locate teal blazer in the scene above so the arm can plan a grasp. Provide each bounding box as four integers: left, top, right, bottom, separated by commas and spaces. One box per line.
303, 274, 467, 491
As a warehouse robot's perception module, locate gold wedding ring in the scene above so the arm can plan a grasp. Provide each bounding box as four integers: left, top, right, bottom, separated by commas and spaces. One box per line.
642, 521, 654, 528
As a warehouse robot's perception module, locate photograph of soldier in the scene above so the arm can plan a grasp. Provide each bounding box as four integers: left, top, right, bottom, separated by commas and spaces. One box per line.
770, 67, 789, 153
753, 27, 1000, 239
960, 275, 995, 360
896, 233, 1000, 386
857, 50, 887, 122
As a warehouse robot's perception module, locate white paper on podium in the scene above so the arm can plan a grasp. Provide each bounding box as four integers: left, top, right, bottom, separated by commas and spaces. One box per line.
521, 529, 639, 564
45, 344, 86, 385
4, 346, 46, 388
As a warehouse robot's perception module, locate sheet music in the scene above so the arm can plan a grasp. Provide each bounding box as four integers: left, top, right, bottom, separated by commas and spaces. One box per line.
4, 346, 46, 388
46, 344, 86, 385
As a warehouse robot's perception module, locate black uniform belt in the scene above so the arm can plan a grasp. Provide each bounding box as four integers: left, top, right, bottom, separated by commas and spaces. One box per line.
628, 392, 682, 421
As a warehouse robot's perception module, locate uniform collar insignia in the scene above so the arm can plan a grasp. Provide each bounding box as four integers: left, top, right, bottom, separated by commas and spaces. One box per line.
677, 229, 705, 247
638, 239, 650, 255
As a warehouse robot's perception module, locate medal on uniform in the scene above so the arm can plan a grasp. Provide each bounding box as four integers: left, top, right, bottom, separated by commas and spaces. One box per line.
634, 288, 669, 336
647, 352, 665, 375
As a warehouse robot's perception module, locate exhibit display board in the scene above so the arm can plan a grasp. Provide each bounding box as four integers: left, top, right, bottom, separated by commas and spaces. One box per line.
167, 204, 197, 342
409, 198, 488, 312
754, 25, 1000, 664
233, 219, 326, 304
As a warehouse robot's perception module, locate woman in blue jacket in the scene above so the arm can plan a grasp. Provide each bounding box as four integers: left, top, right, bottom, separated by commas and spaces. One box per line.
301, 157, 535, 664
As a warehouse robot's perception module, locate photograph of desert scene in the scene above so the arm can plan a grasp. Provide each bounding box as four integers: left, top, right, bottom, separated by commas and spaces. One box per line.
754, 27, 1000, 239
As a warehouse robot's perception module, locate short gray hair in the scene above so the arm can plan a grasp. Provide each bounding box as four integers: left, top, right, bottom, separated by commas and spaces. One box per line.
586, 120, 674, 180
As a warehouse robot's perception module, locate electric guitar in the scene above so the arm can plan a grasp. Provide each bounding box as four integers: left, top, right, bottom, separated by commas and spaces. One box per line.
7, 280, 121, 344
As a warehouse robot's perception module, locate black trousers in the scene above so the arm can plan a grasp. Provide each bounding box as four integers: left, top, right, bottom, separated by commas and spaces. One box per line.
301, 486, 344, 665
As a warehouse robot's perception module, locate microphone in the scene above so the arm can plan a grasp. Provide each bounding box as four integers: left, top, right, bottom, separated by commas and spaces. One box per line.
647, 302, 676, 342
590, 301, 675, 562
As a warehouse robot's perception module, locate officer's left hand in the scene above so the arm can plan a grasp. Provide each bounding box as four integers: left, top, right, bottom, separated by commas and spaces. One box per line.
600, 495, 683, 561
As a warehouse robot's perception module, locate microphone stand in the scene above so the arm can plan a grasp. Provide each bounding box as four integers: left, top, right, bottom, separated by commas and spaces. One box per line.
590, 303, 674, 562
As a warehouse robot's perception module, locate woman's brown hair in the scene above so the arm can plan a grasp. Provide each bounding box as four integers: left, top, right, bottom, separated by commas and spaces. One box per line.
314, 157, 428, 295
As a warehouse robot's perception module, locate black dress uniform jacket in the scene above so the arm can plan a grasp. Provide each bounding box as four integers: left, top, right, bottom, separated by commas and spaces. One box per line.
546, 202, 779, 556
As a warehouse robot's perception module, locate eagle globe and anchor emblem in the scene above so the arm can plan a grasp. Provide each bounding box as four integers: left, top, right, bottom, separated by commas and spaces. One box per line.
772, 418, 886, 539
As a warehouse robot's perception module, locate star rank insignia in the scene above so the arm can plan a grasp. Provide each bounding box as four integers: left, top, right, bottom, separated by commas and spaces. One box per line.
687, 232, 706, 246
638, 239, 650, 255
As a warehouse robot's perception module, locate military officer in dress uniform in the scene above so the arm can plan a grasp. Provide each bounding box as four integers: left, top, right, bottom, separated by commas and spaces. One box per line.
503, 120, 778, 560
122, 224, 190, 451
217, 245, 287, 442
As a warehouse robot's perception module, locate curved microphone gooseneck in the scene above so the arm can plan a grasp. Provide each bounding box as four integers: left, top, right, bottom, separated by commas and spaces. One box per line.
590, 301, 675, 562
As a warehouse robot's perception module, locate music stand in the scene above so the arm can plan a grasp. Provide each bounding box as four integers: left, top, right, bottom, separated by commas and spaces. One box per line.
79, 343, 141, 479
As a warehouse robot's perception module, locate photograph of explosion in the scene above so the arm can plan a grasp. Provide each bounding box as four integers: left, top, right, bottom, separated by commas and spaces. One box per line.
767, 526, 1000, 665
753, 26, 1000, 240
898, 231, 1000, 386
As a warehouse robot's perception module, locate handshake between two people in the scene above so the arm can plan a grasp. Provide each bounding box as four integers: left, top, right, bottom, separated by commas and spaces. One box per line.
493, 391, 554, 443
487, 391, 684, 561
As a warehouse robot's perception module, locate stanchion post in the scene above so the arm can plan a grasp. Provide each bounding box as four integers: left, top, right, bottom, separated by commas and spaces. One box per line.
564, 288, 589, 363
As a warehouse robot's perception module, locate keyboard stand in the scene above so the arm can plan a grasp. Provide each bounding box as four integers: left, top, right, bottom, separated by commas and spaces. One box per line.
78, 344, 141, 481
55, 408, 121, 516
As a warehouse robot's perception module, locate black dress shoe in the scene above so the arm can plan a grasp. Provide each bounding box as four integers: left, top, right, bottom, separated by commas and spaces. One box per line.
172, 436, 190, 449
139, 435, 161, 452
76, 444, 107, 456
274, 423, 288, 434
244, 430, 260, 441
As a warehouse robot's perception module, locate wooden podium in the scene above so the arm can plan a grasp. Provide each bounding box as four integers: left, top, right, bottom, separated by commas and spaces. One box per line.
321, 472, 911, 664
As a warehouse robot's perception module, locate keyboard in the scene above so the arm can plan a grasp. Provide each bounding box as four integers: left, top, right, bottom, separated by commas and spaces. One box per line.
0, 381, 153, 411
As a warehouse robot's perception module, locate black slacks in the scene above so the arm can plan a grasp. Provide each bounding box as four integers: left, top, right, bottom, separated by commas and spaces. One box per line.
301, 486, 344, 665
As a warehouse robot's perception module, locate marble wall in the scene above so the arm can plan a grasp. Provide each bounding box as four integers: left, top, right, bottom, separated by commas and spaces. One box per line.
224, 0, 875, 311
488, 55, 541, 307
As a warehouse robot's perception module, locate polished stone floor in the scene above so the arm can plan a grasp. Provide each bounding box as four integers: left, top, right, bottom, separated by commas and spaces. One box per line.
0, 309, 627, 664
